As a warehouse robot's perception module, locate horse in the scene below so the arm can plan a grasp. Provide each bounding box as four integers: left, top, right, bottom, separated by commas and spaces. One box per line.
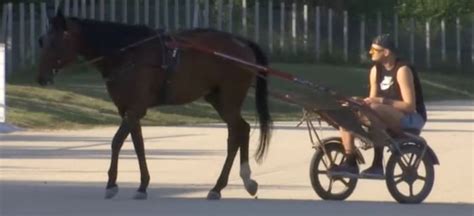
37, 9, 272, 200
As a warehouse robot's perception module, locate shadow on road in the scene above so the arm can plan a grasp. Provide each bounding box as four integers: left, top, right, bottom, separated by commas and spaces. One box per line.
1, 181, 472, 216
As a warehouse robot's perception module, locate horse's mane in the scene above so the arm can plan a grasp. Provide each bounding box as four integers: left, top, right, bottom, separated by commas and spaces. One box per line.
70, 18, 157, 55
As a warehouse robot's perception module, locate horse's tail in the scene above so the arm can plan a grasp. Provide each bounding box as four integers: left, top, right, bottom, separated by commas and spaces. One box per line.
245, 40, 273, 164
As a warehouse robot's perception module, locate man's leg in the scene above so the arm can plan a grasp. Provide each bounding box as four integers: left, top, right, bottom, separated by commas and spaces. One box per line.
340, 127, 355, 154
362, 103, 404, 178
328, 127, 359, 177
369, 103, 405, 128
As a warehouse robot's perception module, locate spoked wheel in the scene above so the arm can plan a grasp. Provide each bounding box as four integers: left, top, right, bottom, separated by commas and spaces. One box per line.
310, 140, 358, 200
386, 145, 435, 204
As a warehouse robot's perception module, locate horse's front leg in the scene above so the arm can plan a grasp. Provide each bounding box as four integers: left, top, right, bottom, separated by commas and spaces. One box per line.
105, 120, 130, 199
128, 115, 150, 200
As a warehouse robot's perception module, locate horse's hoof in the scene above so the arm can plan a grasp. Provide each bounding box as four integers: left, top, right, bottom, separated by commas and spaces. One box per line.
206, 191, 221, 200
244, 180, 258, 196
133, 191, 148, 200
105, 186, 119, 199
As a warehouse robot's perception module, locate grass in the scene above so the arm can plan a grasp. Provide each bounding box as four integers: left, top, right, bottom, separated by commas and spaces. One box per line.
5, 63, 474, 130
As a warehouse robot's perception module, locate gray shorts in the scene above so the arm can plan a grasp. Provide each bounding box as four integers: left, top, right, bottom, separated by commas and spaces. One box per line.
400, 112, 425, 130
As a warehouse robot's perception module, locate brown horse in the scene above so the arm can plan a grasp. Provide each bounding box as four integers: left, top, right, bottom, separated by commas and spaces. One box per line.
37, 10, 272, 200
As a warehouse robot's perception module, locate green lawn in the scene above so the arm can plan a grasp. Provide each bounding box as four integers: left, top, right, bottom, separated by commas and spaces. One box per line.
5, 63, 473, 130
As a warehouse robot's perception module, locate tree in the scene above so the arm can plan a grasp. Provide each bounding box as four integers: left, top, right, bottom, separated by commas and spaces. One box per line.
397, 0, 474, 20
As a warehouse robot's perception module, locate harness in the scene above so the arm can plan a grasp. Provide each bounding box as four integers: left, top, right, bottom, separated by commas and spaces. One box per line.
99, 29, 181, 104
157, 31, 181, 104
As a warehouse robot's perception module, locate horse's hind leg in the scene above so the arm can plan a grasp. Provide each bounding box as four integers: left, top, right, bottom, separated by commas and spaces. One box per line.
105, 120, 130, 199
205, 92, 255, 199
238, 128, 258, 196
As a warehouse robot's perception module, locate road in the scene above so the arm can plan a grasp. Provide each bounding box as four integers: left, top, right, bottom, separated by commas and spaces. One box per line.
1, 101, 473, 215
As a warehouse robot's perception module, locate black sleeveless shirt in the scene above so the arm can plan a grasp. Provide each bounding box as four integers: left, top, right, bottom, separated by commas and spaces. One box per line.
375, 60, 427, 121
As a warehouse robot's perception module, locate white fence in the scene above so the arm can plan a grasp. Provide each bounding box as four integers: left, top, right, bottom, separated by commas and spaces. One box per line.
1, 0, 473, 76
0, 42, 5, 123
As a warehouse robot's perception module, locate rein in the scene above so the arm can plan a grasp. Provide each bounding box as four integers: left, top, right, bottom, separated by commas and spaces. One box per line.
169, 37, 392, 135
53, 30, 168, 78
84, 32, 165, 66
54, 27, 373, 115
169, 37, 364, 107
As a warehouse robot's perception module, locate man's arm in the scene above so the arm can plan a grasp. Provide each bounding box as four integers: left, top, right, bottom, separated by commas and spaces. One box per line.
368, 66, 378, 98
353, 66, 377, 104
385, 66, 416, 113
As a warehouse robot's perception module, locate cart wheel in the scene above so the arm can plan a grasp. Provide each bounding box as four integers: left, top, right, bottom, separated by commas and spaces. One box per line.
385, 145, 435, 204
310, 141, 358, 200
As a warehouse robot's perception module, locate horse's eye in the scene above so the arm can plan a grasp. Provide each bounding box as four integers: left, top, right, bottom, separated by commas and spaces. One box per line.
38, 37, 44, 48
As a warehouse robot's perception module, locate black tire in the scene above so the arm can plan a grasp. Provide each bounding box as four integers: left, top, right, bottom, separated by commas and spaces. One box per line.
385, 145, 435, 204
310, 140, 358, 200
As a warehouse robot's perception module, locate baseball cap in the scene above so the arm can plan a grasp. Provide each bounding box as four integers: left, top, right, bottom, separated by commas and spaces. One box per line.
372, 34, 396, 53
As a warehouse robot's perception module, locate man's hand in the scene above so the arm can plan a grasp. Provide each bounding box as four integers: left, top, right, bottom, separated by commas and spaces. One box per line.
363, 97, 384, 104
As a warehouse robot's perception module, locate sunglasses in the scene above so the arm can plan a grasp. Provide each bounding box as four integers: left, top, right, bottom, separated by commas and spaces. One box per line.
369, 47, 384, 53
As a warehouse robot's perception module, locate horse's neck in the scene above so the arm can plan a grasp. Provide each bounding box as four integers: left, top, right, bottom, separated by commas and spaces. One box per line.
77, 44, 116, 79
78, 51, 104, 75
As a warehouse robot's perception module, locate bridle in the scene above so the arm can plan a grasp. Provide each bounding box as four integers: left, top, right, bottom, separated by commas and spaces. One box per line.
40, 28, 171, 80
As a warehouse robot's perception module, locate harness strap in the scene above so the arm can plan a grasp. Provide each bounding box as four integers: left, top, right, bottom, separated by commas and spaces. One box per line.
157, 34, 181, 104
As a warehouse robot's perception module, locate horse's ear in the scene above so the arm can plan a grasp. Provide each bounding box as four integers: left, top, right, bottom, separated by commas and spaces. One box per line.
56, 8, 64, 19
51, 9, 67, 30
55, 0, 65, 17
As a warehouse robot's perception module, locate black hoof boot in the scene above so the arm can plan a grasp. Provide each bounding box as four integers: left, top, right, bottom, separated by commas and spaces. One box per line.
133, 191, 148, 200
105, 186, 119, 199
206, 190, 221, 200
244, 179, 258, 196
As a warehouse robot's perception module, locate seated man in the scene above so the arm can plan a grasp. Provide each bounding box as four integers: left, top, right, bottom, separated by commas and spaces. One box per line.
329, 34, 427, 178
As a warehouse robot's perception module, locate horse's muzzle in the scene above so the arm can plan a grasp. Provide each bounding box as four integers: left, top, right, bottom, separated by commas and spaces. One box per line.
37, 69, 58, 86
37, 77, 53, 86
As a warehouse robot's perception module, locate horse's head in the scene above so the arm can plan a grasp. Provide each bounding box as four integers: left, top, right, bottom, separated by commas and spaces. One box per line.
37, 9, 80, 86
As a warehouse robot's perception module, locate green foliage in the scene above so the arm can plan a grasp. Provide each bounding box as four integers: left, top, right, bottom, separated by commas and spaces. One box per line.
397, 0, 474, 20
311, 0, 472, 20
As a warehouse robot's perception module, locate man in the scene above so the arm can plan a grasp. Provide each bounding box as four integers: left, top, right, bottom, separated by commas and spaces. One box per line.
329, 34, 427, 178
